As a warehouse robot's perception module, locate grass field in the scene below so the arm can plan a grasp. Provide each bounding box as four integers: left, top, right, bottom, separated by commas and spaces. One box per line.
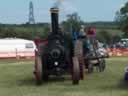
0, 58, 128, 96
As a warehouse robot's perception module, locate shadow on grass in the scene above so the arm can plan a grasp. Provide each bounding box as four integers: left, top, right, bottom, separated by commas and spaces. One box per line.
117, 79, 128, 90
17, 77, 36, 86
100, 79, 128, 91
17, 76, 71, 86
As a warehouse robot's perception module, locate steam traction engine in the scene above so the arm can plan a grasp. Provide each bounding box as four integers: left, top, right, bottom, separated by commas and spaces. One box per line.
34, 7, 85, 85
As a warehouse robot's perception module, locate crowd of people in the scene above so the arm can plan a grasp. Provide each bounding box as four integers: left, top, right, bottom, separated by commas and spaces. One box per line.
110, 39, 128, 49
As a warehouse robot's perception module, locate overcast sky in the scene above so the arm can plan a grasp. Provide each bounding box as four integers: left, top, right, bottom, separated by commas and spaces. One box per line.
0, 0, 127, 24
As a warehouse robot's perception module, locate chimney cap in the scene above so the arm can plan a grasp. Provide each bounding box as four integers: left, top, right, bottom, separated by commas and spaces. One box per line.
50, 7, 59, 13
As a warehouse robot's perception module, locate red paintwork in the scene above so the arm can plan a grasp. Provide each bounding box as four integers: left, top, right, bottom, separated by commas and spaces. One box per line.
107, 48, 128, 57
34, 38, 48, 47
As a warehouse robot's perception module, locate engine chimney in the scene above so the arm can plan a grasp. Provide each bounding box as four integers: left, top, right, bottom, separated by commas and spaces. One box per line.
50, 8, 59, 34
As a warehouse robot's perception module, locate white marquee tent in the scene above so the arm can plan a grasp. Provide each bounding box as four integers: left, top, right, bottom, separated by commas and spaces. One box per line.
0, 38, 36, 59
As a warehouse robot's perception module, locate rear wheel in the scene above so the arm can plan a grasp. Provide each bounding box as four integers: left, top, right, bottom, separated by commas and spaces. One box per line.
72, 57, 80, 85
35, 54, 42, 85
74, 40, 85, 80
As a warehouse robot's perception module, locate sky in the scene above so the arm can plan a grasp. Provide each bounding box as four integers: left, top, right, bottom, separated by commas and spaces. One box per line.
0, 0, 127, 24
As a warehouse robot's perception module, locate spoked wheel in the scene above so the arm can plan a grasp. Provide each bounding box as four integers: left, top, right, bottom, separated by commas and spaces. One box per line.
79, 57, 85, 80
35, 53, 42, 85
87, 52, 95, 73
88, 63, 94, 73
74, 40, 85, 80
42, 56, 48, 81
99, 59, 106, 72
72, 57, 80, 85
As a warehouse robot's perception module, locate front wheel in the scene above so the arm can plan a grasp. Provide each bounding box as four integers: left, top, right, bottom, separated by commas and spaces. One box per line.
88, 63, 94, 73
99, 59, 106, 72
72, 57, 80, 85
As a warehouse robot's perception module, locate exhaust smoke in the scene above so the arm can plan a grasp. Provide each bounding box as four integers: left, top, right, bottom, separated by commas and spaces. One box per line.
53, 0, 64, 8
52, 0, 77, 14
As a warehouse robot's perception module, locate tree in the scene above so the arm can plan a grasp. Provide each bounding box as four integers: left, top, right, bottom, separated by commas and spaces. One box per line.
97, 30, 121, 44
0, 27, 17, 38
115, 2, 128, 37
61, 13, 82, 32
96, 30, 112, 44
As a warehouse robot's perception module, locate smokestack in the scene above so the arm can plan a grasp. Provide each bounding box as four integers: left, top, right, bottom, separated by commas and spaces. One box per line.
50, 7, 59, 34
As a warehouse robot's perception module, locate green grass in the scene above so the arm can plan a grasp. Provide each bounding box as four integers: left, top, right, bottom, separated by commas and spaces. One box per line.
0, 58, 128, 96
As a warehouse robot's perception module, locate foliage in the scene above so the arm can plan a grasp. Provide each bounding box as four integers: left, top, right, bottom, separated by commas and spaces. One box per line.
96, 30, 121, 44
96, 30, 111, 44
85, 21, 119, 29
115, 2, 128, 37
61, 12, 82, 32
0, 25, 50, 40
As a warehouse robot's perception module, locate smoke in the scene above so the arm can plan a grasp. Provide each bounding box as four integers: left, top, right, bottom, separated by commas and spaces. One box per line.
53, 0, 64, 8
53, 0, 77, 14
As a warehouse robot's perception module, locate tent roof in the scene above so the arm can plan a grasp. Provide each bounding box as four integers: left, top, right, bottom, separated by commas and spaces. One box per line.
0, 38, 34, 44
